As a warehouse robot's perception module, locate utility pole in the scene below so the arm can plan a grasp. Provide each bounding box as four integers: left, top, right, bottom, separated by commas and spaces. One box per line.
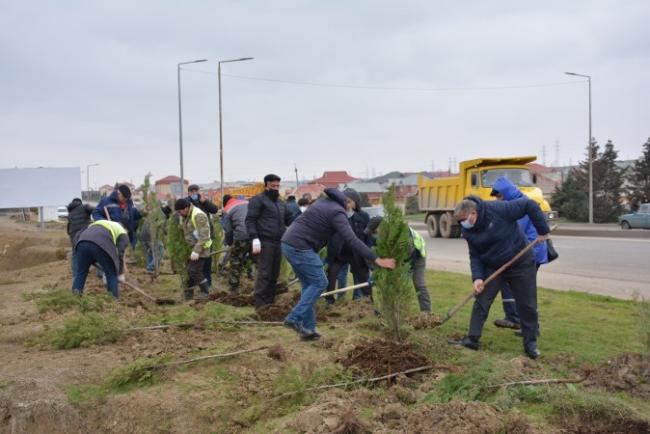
294, 163, 299, 188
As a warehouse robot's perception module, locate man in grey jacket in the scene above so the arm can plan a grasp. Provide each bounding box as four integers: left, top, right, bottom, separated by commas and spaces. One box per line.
222, 195, 251, 292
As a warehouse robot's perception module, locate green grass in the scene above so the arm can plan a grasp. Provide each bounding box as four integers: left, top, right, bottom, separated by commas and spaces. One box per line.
23, 288, 113, 314
32, 312, 125, 349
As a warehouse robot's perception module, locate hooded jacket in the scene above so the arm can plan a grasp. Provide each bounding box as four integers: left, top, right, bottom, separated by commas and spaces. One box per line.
76, 222, 129, 274
282, 188, 378, 262
461, 195, 549, 281
66, 198, 94, 241
326, 209, 371, 263
92, 191, 142, 246
492, 177, 548, 265
222, 199, 249, 244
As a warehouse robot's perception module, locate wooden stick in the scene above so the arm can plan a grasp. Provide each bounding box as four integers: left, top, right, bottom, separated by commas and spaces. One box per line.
122, 280, 157, 302
103, 207, 111, 221
210, 248, 228, 257
488, 376, 586, 389
153, 346, 268, 369
441, 225, 558, 325
281, 365, 437, 396
320, 282, 369, 298
287, 278, 300, 288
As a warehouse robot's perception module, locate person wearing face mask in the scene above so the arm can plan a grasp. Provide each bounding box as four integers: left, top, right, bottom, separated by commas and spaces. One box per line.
286, 195, 301, 221
490, 177, 549, 333
447, 195, 550, 360
297, 198, 310, 213
186, 184, 219, 287
281, 188, 396, 341
245, 174, 296, 309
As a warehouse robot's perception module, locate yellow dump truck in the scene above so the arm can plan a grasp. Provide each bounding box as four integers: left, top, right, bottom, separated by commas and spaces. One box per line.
417, 156, 557, 238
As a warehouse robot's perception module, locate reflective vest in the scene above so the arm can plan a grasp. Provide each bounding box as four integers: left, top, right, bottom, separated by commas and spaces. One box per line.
188, 206, 212, 249
409, 227, 426, 258
90, 220, 127, 245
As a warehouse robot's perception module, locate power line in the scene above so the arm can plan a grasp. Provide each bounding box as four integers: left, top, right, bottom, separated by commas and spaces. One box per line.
182, 68, 583, 93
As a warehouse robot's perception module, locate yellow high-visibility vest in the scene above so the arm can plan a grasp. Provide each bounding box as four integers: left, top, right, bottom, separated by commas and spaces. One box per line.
410, 227, 426, 258
90, 220, 127, 245
188, 206, 212, 249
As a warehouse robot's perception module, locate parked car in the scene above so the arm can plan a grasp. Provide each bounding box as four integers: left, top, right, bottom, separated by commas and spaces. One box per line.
57, 206, 69, 219
618, 203, 650, 229
362, 206, 385, 218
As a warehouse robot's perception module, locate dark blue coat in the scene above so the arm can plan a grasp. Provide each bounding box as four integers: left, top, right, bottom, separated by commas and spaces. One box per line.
492, 177, 548, 265
92, 191, 142, 247
282, 188, 378, 262
462, 195, 549, 281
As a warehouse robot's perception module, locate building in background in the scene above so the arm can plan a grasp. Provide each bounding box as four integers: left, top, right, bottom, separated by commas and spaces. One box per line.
155, 176, 189, 201
309, 171, 358, 188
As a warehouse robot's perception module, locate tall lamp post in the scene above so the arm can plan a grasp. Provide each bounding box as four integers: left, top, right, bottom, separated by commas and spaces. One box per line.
565, 71, 593, 224
218, 57, 254, 201
177, 59, 208, 196
86, 163, 99, 194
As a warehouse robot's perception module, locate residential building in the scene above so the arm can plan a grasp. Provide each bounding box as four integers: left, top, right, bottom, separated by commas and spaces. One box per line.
155, 176, 189, 201
309, 171, 358, 188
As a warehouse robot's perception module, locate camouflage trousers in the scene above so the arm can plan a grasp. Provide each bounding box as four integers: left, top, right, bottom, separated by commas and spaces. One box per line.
228, 240, 251, 291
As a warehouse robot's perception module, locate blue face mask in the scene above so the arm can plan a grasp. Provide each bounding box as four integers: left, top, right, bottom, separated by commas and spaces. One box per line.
190, 194, 199, 201
460, 219, 474, 229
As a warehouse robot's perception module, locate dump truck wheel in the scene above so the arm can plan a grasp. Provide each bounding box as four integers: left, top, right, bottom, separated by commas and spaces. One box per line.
427, 214, 440, 238
439, 212, 460, 238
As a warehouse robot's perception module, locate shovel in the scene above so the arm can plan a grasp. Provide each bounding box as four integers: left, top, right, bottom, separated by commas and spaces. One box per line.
122, 280, 177, 305
320, 282, 369, 298
439, 225, 558, 326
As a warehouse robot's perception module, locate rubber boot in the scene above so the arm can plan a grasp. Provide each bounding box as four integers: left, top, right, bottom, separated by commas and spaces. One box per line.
196, 280, 210, 301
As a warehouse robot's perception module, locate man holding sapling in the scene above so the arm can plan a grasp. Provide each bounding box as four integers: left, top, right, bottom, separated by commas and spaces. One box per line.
281, 188, 395, 341
448, 195, 550, 359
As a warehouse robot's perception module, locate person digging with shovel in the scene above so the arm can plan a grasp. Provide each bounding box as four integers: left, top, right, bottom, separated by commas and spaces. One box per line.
447, 196, 549, 359
175, 198, 212, 301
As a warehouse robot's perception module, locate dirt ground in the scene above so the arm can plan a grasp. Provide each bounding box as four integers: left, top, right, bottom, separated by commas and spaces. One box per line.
0, 217, 648, 434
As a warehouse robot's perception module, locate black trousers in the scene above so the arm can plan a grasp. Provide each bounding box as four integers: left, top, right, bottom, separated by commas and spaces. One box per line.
468, 255, 538, 348
254, 240, 282, 308
325, 255, 370, 302
187, 257, 208, 287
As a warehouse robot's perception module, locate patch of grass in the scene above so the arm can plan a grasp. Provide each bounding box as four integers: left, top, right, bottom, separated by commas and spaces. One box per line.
23, 288, 113, 314
275, 363, 351, 412
66, 384, 107, 407
423, 358, 505, 404
104, 357, 167, 392
139, 304, 199, 326
36, 312, 125, 349
633, 293, 650, 352
0, 379, 13, 390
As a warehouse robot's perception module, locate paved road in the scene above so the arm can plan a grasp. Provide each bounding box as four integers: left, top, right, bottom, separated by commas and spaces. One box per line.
418, 230, 650, 300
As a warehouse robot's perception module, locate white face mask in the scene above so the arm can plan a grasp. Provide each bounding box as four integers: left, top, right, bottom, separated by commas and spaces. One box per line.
346, 210, 354, 217
299, 206, 307, 213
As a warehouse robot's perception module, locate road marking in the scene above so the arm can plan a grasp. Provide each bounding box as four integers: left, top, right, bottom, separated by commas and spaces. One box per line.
553, 235, 650, 243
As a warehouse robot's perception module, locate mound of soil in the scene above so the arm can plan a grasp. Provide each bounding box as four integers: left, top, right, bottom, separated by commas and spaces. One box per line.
208, 291, 254, 307
339, 339, 430, 376
404, 400, 509, 434
256, 304, 291, 321
408, 313, 443, 329
562, 418, 650, 434
584, 352, 650, 399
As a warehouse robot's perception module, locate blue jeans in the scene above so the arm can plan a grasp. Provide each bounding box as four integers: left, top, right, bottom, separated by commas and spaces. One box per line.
73, 241, 119, 298
145, 242, 165, 272
282, 243, 328, 332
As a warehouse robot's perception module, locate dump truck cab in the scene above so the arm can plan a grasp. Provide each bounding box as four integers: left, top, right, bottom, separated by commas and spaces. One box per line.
418, 156, 557, 238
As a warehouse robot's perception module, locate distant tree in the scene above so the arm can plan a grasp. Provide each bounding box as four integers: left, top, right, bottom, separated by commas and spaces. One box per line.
405, 195, 420, 215
551, 139, 625, 222
627, 137, 650, 210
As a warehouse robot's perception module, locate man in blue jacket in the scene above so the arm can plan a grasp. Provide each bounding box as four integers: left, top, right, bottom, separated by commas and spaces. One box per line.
281, 188, 395, 341
448, 195, 550, 359
92, 185, 142, 248
490, 177, 548, 331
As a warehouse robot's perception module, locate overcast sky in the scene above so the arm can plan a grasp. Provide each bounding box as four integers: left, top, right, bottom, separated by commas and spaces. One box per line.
1, 1, 649, 188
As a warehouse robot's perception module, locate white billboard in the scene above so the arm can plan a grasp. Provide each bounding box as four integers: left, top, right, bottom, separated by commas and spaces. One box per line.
0, 167, 82, 209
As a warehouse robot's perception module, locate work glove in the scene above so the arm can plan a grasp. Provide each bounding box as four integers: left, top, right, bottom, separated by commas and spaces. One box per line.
252, 238, 261, 255
190, 251, 200, 261
118, 274, 125, 283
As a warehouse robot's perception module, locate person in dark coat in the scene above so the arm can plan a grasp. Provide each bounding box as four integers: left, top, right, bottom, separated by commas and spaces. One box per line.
281, 188, 395, 340
448, 196, 550, 359
73, 220, 129, 298
222, 195, 251, 292
490, 177, 549, 331
66, 198, 94, 275
245, 174, 295, 308
186, 184, 219, 286
92, 185, 142, 248
286, 195, 301, 221
324, 188, 371, 303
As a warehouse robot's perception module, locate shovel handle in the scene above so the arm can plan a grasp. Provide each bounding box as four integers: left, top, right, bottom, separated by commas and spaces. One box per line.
122, 280, 157, 302
320, 282, 369, 298
442, 224, 557, 324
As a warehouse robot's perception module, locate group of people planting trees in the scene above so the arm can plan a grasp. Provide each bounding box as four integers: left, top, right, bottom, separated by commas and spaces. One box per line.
66, 171, 553, 360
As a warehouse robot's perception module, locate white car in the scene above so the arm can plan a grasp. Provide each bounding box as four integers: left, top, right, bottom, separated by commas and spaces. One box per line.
57, 206, 69, 219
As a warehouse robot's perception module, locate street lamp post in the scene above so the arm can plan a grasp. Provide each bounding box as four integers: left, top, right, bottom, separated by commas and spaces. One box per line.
218, 57, 254, 202
177, 59, 208, 197
86, 163, 99, 193
565, 72, 593, 224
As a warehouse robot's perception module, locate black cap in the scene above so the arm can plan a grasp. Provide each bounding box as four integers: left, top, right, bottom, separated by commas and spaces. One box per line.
263, 174, 281, 185
222, 195, 232, 206
188, 184, 200, 192
174, 198, 190, 211
118, 184, 132, 199
343, 188, 361, 211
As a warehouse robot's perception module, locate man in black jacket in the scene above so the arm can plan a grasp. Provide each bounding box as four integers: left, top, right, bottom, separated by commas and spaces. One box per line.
66, 198, 94, 275
245, 174, 295, 308
448, 196, 550, 359
186, 184, 219, 286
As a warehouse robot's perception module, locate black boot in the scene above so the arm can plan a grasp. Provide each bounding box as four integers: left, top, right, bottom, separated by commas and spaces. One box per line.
447, 335, 480, 350
525, 342, 540, 360
183, 289, 194, 301
196, 280, 210, 300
